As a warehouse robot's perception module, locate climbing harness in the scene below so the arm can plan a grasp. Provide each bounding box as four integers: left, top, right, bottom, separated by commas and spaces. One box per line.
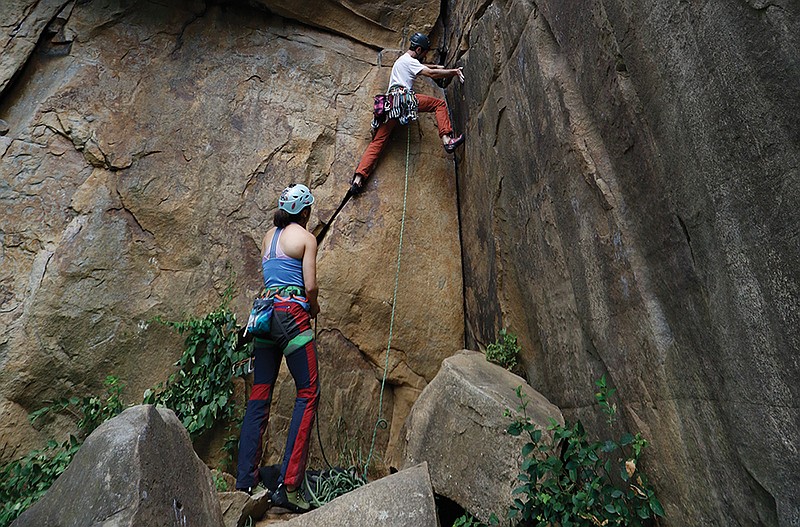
371, 85, 419, 132
362, 125, 412, 479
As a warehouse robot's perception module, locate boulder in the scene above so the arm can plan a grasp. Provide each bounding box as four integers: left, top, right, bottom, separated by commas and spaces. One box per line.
218, 488, 271, 527
281, 463, 437, 527
12, 405, 224, 527
403, 350, 563, 523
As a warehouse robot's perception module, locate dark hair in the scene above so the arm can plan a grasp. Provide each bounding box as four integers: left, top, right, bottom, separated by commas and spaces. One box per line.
273, 207, 309, 228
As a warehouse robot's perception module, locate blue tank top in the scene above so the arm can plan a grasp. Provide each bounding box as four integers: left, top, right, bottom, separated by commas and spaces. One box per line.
262, 228, 304, 288
262, 228, 308, 309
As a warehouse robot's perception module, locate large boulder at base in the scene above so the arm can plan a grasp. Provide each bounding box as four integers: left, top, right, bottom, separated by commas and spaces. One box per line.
403, 350, 563, 524
281, 463, 437, 527
12, 405, 223, 527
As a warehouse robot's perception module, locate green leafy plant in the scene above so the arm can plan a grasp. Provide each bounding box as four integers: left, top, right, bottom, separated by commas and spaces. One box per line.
28, 375, 125, 439
212, 470, 229, 492
453, 513, 499, 527
485, 329, 520, 371
143, 294, 249, 438
0, 376, 126, 526
506, 377, 664, 526
0, 436, 81, 526
1, 289, 250, 526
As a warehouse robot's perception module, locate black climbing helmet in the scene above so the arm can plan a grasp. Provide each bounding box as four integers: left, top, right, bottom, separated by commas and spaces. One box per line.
409, 32, 431, 51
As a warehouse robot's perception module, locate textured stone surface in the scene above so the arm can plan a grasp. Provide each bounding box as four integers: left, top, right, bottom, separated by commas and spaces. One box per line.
0, 0, 461, 476
250, 0, 440, 50
0, 0, 72, 96
281, 463, 437, 527
403, 350, 563, 524
218, 487, 270, 527
12, 405, 224, 527
5, 0, 797, 525
444, 0, 800, 525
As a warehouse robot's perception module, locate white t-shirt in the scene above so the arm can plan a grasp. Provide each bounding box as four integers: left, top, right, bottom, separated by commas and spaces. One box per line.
388, 53, 425, 91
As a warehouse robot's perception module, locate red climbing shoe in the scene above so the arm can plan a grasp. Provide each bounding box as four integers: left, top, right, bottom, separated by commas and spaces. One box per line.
444, 134, 465, 154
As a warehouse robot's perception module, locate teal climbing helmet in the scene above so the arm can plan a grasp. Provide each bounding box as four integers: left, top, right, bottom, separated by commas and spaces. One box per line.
278, 183, 315, 213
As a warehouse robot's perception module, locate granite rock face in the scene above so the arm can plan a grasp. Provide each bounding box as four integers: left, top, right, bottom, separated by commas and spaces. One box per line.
3, 1, 798, 525
0, 0, 462, 475
444, 0, 800, 525
249, 0, 440, 49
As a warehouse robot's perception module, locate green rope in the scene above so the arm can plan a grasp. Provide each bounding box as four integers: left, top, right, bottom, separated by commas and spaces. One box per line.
363, 125, 412, 479
305, 467, 367, 508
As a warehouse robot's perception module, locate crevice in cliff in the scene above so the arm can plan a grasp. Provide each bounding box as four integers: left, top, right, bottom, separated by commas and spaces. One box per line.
676, 214, 695, 264
240, 138, 291, 198
452, 151, 469, 349
492, 106, 506, 149
0, 0, 73, 105
108, 186, 155, 240
171, 1, 209, 55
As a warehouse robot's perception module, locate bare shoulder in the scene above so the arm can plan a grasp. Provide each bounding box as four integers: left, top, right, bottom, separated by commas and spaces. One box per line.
285, 223, 317, 247
301, 227, 318, 249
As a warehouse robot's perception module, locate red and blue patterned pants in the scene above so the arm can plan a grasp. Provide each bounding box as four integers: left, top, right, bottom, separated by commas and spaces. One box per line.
236, 300, 319, 490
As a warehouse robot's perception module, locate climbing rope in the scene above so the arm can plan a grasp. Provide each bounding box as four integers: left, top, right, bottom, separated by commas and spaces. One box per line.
304, 467, 367, 508
362, 125, 412, 479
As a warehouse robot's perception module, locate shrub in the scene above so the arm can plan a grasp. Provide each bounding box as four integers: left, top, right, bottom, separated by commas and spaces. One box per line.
453, 513, 498, 526
485, 329, 520, 371
143, 295, 249, 438
506, 377, 664, 526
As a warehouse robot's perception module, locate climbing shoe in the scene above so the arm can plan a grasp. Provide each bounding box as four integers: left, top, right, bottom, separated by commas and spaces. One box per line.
271, 484, 311, 513
444, 134, 465, 154
350, 174, 365, 195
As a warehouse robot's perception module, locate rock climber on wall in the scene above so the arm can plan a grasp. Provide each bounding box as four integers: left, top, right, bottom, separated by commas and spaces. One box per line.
350, 32, 466, 194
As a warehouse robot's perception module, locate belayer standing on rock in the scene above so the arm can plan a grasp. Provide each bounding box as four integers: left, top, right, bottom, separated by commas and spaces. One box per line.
236, 183, 320, 513
350, 32, 466, 194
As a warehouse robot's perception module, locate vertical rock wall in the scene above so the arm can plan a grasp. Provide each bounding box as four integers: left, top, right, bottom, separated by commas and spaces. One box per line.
0, 0, 462, 474
445, 0, 799, 525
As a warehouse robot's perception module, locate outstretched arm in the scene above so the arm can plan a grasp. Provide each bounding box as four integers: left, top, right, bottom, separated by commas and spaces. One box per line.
420, 66, 465, 83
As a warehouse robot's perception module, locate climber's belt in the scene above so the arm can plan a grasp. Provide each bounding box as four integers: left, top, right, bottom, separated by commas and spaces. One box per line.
264, 286, 306, 299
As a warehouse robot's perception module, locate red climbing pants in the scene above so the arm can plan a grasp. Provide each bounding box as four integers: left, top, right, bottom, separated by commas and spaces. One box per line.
354, 94, 453, 180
